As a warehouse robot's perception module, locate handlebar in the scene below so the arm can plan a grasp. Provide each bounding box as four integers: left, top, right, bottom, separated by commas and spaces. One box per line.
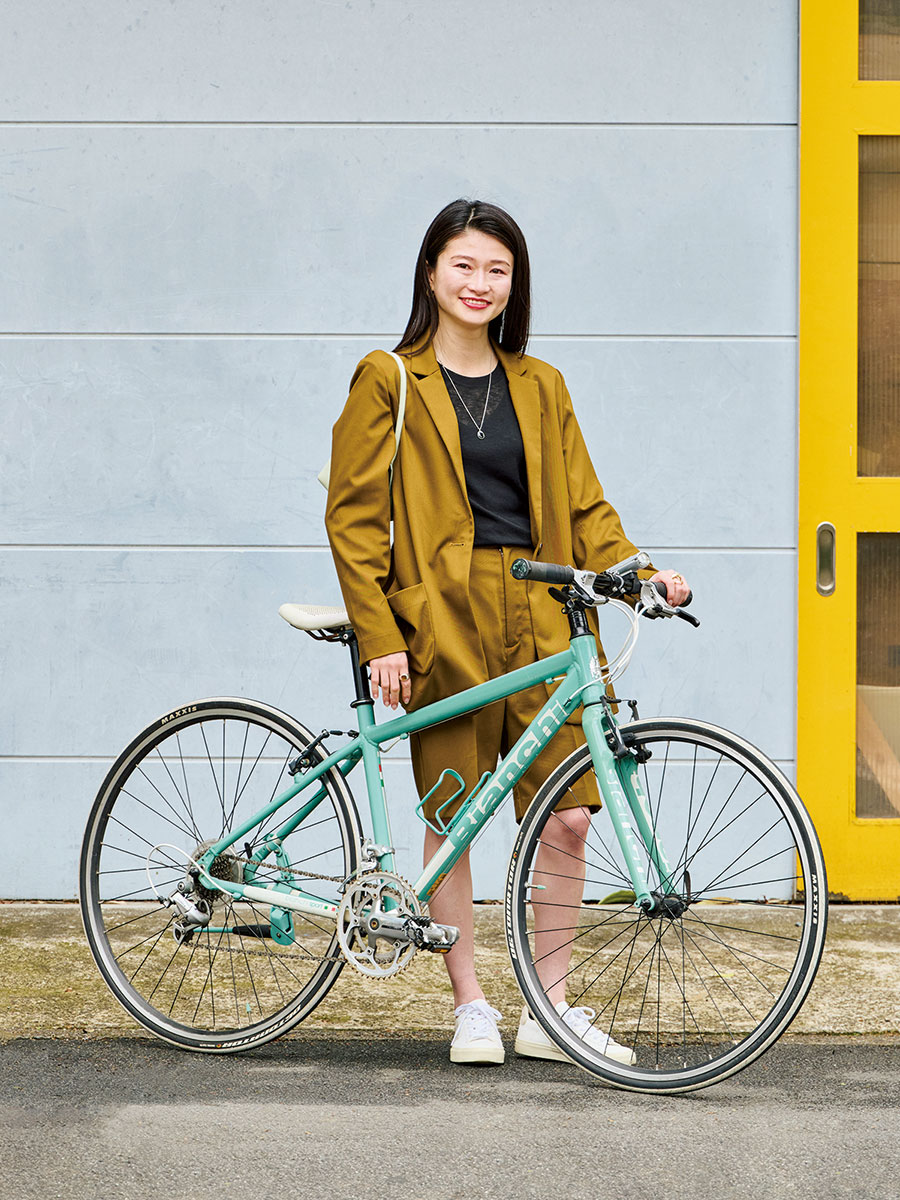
510, 557, 698, 626
509, 559, 575, 585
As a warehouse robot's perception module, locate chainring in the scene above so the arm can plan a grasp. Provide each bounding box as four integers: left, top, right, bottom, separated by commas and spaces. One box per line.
336, 870, 422, 978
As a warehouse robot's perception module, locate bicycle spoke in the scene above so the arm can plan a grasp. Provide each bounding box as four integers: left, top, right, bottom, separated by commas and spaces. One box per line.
105, 818, 184, 862
152, 747, 202, 842
131, 771, 200, 845
193, 924, 227, 1025
103, 906, 175, 935
246, 748, 295, 845
222, 721, 252, 832
681, 912, 791, 981
225, 730, 274, 830
176, 731, 198, 837
545, 808, 630, 886
679, 914, 801, 944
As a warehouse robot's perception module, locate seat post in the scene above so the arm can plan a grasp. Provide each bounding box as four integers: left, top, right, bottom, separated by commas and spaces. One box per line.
344, 632, 373, 707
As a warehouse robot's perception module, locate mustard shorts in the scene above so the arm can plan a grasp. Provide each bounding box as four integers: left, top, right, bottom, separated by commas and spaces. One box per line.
410, 545, 600, 824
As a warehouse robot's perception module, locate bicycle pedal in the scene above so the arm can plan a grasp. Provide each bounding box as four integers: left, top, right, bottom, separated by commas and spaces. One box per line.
410, 919, 460, 952
426, 922, 460, 952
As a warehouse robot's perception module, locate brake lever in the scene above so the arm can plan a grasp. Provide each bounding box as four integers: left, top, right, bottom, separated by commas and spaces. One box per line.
675, 609, 701, 628
639, 580, 701, 627
548, 570, 601, 609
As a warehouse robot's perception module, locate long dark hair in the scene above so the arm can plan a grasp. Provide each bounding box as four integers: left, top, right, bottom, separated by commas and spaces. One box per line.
394, 199, 531, 357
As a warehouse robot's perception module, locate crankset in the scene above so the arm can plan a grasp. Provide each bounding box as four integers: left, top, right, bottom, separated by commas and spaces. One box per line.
336, 870, 459, 978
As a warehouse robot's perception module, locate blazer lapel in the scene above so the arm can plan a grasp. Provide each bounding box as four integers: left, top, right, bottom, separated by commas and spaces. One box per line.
499, 347, 543, 548
406, 340, 468, 502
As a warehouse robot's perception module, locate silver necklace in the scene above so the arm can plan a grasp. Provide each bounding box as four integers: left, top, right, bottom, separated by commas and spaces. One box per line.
440, 362, 494, 440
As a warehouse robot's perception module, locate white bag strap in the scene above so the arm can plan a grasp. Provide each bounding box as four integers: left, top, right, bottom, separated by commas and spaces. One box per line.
318, 350, 407, 493
385, 350, 407, 489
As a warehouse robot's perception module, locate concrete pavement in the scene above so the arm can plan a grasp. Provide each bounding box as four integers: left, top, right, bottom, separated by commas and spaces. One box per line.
0, 902, 897, 1040
0, 1036, 898, 1200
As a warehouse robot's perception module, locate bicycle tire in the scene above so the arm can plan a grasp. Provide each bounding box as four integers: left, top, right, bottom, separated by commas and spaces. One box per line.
80, 697, 362, 1052
505, 718, 827, 1093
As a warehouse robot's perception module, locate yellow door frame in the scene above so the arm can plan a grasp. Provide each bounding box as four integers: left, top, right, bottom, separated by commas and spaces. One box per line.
799, 0, 900, 899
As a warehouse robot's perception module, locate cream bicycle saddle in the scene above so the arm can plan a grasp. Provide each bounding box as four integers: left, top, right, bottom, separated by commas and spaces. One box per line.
278, 602, 350, 632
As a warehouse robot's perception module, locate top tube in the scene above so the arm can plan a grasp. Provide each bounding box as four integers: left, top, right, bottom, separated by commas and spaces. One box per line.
358, 648, 578, 746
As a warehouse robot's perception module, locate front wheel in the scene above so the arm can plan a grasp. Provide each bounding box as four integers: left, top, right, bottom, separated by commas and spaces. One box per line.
80, 698, 362, 1052
505, 718, 827, 1093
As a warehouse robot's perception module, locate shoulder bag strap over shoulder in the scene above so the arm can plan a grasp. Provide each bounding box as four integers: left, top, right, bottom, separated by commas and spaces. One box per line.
318, 350, 407, 493
385, 350, 406, 491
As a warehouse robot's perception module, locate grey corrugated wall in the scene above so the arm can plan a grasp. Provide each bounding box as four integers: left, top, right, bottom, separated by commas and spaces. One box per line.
0, 1, 799, 897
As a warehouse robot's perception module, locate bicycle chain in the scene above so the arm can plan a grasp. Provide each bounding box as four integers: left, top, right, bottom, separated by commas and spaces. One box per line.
186, 853, 402, 968
188, 853, 423, 975
227, 852, 346, 886
190, 935, 337, 963
181, 928, 413, 976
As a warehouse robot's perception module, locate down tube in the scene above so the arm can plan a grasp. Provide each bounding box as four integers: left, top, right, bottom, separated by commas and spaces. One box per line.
413, 673, 582, 903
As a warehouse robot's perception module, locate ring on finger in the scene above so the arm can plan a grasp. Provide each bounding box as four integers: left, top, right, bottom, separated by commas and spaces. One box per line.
399, 673, 410, 682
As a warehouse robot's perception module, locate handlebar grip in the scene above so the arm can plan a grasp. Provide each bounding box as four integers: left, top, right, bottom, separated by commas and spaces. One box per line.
652, 580, 693, 608
510, 558, 574, 584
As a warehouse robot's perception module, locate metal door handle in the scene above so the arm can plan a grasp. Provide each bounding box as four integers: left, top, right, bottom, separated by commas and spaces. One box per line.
816, 522, 835, 596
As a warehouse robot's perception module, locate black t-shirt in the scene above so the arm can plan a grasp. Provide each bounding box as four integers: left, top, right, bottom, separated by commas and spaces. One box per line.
440, 364, 533, 548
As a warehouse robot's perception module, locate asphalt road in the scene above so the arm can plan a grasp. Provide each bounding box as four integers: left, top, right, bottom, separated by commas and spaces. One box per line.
1, 1035, 898, 1200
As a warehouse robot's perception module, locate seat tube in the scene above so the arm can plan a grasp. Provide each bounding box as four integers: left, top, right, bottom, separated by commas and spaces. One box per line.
355, 702, 397, 873
581, 705, 653, 909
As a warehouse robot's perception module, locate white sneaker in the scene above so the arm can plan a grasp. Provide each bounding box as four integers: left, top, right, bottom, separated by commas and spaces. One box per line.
515, 1001, 636, 1066
450, 999, 505, 1065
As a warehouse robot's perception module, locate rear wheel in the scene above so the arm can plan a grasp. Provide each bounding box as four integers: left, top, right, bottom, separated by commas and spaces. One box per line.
79, 698, 361, 1052
506, 718, 827, 1093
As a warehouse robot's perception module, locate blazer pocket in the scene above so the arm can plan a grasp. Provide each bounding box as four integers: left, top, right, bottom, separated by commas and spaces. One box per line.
387, 582, 435, 677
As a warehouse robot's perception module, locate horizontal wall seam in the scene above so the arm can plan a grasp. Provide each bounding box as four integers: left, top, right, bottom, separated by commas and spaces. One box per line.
0, 755, 414, 763
0, 121, 798, 130
0, 545, 799, 553
0, 755, 796, 765
0, 332, 799, 342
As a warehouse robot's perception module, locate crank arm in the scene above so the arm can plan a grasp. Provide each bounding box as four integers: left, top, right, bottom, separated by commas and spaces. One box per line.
361, 910, 460, 952
363, 909, 411, 942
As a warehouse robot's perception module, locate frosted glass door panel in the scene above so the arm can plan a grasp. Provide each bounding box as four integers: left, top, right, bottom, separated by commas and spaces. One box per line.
860, 1, 900, 78
859, 136, 900, 475
857, 533, 900, 817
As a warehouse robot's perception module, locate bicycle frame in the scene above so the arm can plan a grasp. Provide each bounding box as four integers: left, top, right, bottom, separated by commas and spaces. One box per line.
198, 628, 675, 922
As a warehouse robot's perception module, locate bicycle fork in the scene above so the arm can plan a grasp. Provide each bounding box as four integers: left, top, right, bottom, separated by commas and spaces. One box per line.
581, 705, 683, 917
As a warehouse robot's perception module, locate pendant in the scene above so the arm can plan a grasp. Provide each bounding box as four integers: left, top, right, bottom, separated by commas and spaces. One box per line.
477, 430, 486, 440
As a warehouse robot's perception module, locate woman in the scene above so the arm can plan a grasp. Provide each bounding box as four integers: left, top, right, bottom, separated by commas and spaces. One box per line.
325, 199, 689, 1066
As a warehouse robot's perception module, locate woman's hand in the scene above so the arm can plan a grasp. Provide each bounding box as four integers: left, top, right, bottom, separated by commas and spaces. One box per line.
650, 570, 691, 607
368, 652, 412, 709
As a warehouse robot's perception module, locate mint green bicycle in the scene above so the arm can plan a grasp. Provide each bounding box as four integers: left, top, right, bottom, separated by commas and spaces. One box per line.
79, 553, 827, 1093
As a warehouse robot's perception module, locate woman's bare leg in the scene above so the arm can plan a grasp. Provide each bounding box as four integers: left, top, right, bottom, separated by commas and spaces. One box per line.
530, 805, 592, 1008
423, 827, 483, 1007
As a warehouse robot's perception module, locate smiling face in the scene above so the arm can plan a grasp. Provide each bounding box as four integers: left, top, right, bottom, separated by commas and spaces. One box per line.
426, 230, 514, 337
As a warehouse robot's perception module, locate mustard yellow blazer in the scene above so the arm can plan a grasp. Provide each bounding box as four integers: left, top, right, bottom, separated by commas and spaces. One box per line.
325, 336, 647, 711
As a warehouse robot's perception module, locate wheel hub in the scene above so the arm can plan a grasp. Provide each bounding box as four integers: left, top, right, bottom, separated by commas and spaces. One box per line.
638, 891, 688, 919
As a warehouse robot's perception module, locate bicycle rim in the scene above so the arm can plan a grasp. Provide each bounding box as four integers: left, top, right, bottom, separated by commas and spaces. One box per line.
506, 718, 827, 1093
80, 698, 361, 1052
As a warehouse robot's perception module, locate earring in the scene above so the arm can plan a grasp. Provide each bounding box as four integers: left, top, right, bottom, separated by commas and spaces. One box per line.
499, 309, 507, 340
